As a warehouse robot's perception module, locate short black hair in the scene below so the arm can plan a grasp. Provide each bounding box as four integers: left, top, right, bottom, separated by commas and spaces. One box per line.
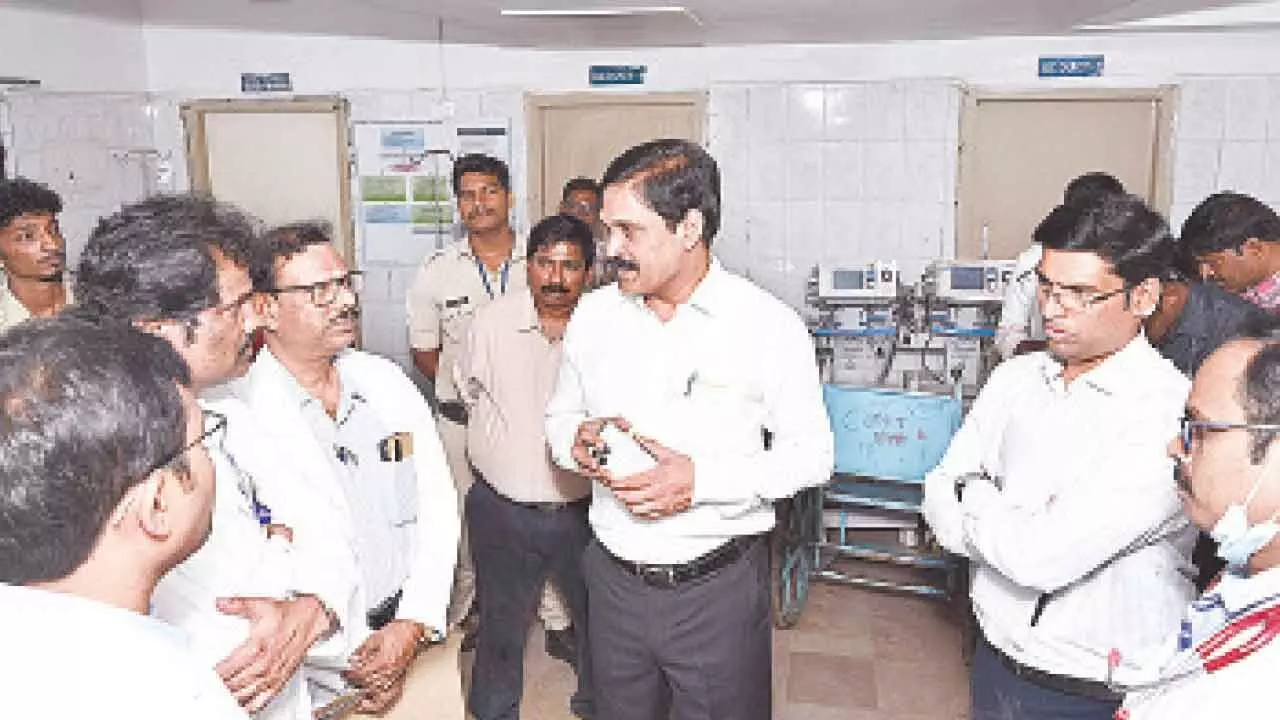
601, 139, 721, 247
526, 214, 596, 269
1241, 340, 1280, 463
252, 221, 333, 292
561, 177, 601, 204
1063, 172, 1126, 208
1033, 193, 1174, 286
75, 195, 260, 324
452, 154, 510, 194
0, 177, 62, 230
0, 316, 190, 584
1181, 192, 1280, 258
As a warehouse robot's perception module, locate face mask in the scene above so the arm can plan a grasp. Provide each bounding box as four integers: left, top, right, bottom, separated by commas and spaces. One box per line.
1209, 465, 1280, 572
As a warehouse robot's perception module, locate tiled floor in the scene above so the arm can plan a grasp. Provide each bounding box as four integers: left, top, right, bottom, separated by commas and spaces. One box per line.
472, 582, 971, 719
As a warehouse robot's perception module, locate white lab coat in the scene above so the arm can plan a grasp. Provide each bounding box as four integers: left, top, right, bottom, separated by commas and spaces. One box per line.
239, 348, 460, 650
1120, 567, 1280, 719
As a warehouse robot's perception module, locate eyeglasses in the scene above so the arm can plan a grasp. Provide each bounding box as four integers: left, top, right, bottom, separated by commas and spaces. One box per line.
207, 289, 256, 319
1179, 413, 1280, 455
138, 409, 226, 479
1034, 270, 1128, 313
271, 271, 363, 307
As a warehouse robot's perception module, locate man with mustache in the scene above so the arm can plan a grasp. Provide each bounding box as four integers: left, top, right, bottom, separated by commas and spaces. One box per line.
558, 177, 611, 288
244, 222, 463, 717
455, 214, 595, 720
74, 195, 353, 719
1181, 192, 1280, 315
546, 139, 834, 720
924, 194, 1196, 719
407, 154, 575, 660
0, 177, 70, 333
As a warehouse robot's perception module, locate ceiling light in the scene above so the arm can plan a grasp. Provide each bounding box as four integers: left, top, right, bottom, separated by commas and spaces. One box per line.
501, 6, 701, 24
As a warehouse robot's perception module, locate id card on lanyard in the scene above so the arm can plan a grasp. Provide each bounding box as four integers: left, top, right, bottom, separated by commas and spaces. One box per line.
475, 256, 511, 300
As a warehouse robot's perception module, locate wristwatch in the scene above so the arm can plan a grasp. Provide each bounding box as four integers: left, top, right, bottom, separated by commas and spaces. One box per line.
415, 623, 445, 653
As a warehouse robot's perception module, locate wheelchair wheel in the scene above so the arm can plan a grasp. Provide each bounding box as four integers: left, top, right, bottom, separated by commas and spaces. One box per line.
772, 487, 821, 629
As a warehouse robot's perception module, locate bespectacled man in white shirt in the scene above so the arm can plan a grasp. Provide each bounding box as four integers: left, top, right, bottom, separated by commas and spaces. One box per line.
545, 138, 834, 720
0, 316, 247, 720
924, 193, 1196, 719
1118, 336, 1280, 718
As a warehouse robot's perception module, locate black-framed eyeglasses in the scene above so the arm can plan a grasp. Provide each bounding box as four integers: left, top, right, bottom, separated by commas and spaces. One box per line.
1034, 270, 1129, 313
1179, 413, 1280, 455
207, 289, 256, 318
147, 410, 227, 475
271, 271, 363, 307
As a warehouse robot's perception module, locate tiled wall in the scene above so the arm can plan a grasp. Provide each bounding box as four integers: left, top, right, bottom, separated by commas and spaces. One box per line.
709, 81, 961, 311
1170, 77, 1280, 232
2, 91, 162, 262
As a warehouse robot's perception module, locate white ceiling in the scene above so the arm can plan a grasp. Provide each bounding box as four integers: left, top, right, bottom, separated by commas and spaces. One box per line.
3, 0, 1264, 47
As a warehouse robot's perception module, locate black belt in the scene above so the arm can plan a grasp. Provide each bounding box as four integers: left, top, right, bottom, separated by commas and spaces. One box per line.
477, 473, 588, 512
987, 640, 1121, 704
601, 534, 760, 589
367, 589, 403, 631
437, 400, 468, 425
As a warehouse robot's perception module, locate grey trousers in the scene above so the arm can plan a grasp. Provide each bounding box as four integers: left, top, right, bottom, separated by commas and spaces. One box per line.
582, 537, 772, 720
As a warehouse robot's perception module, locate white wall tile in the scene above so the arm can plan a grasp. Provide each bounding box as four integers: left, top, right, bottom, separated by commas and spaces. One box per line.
709, 85, 749, 150
904, 83, 954, 141
786, 201, 825, 263
1225, 78, 1271, 141
786, 84, 826, 141
824, 85, 866, 141
901, 201, 951, 260
823, 201, 864, 261
785, 142, 825, 201
1218, 141, 1267, 195
864, 142, 906, 201
859, 202, 904, 260
748, 144, 786, 201
905, 141, 950, 204
747, 85, 787, 144
1177, 80, 1227, 141
863, 83, 905, 141
1171, 140, 1222, 208
823, 142, 864, 201
746, 201, 787, 263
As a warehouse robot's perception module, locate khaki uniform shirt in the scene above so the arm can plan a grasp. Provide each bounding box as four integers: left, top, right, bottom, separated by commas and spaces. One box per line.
457, 290, 589, 504
406, 236, 527, 403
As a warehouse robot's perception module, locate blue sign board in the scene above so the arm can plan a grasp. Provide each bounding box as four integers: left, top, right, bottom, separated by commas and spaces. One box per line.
589, 65, 647, 86
240, 72, 293, 93
1038, 55, 1105, 78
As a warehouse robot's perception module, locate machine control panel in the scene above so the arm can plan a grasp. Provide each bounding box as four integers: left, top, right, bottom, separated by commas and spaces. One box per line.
928, 260, 1018, 303
815, 262, 901, 301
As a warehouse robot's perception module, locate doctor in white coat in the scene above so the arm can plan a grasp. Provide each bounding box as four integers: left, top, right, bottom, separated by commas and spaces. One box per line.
74, 195, 355, 719
1119, 338, 1280, 718
241, 221, 463, 717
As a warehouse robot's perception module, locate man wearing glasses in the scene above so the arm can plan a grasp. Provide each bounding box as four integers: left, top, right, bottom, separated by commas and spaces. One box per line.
1117, 337, 1280, 717
75, 196, 351, 719
924, 193, 1196, 719
243, 222, 463, 717
0, 316, 246, 718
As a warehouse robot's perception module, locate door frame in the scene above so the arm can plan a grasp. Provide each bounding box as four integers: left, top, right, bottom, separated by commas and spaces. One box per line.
181, 96, 356, 266
524, 92, 707, 218
955, 86, 1177, 259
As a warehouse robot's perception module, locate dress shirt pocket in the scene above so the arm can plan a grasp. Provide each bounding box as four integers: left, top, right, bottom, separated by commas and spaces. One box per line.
383, 435, 420, 528
682, 370, 766, 455
439, 298, 474, 345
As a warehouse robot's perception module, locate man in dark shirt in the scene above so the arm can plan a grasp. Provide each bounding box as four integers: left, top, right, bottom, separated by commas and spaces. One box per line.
1145, 277, 1273, 376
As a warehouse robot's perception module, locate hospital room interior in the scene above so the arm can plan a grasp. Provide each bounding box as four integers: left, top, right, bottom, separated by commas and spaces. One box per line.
6, 0, 1280, 718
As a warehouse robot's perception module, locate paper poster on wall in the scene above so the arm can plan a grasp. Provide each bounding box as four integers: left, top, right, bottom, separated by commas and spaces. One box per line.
364, 204, 411, 224
361, 176, 408, 203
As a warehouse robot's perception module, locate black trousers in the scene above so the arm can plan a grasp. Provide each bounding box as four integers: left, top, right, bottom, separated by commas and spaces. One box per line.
466, 479, 593, 720
583, 537, 772, 720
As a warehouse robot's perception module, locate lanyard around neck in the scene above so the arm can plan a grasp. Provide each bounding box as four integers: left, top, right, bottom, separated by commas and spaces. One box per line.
475, 255, 510, 300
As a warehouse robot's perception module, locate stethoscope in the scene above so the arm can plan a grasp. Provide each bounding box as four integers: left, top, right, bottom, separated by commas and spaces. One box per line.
1109, 590, 1280, 697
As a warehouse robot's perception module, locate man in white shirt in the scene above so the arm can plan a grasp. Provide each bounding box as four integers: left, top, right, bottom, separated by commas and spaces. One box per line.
545, 138, 834, 720
0, 177, 71, 333
74, 195, 351, 719
1118, 337, 1280, 718
0, 316, 246, 719
924, 193, 1196, 719
997, 172, 1126, 359
244, 222, 463, 717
